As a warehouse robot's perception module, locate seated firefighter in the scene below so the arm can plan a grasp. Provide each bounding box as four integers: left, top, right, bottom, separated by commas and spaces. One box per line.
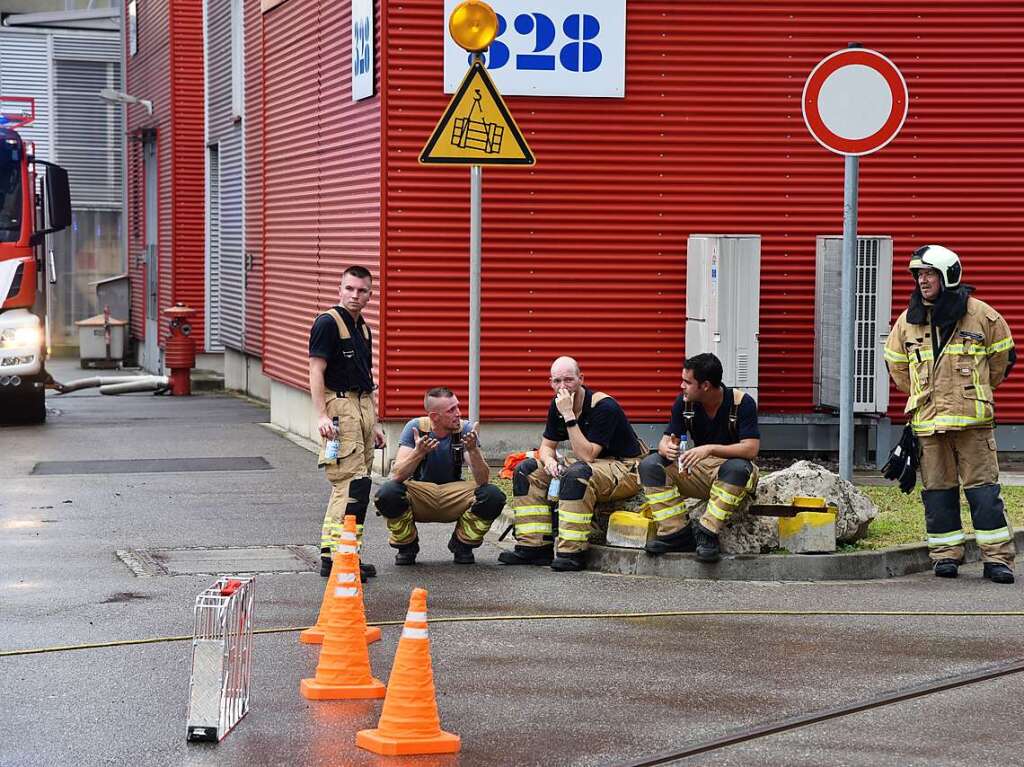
499, 356, 645, 572
374, 387, 506, 565
639, 353, 760, 562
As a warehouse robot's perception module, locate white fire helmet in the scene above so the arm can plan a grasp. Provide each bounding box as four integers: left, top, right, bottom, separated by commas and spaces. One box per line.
908, 244, 962, 289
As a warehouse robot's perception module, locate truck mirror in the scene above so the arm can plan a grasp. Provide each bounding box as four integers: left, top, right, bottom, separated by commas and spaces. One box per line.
45, 164, 71, 232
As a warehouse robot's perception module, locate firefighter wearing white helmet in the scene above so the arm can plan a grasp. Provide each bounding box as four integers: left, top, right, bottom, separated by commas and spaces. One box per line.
885, 245, 1017, 583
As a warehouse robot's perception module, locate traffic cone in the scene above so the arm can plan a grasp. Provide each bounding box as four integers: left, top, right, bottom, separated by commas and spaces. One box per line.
356, 588, 460, 755
299, 551, 386, 700
300, 515, 381, 646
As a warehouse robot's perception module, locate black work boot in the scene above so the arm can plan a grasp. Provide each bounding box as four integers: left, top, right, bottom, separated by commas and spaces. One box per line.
933, 559, 959, 578
550, 552, 587, 572
394, 541, 419, 566
694, 525, 721, 563
983, 562, 1015, 584
497, 545, 554, 566
448, 533, 476, 565
644, 525, 696, 556
320, 555, 332, 577
360, 562, 377, 579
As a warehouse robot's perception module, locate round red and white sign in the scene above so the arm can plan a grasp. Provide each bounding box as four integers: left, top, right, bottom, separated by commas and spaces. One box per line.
802, 47, 908, 156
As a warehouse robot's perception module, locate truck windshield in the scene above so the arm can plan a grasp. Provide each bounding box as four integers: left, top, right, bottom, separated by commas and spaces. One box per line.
0, 140, 23, 243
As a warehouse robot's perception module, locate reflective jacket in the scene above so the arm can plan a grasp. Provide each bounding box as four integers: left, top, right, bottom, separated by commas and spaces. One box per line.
885, 296, 1014, 435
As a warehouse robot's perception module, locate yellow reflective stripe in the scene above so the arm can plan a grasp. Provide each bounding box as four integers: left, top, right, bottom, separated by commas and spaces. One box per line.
651, 502, 686, 522
516, 522, 552, 535
558, 510, 591, 524
706, 500, 732, 521
646, 488, 681, 503
975, 527, 1012, 544
927, 530, 966, 547
710, 484, 742, 506
916, 348, 934, 361
989, 337, 1013, 353
884, 347, 909, 363
514, 505, 550, 516
559, 529, 591, 541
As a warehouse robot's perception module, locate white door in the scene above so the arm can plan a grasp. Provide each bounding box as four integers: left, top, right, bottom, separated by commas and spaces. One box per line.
142, 137, 160, 372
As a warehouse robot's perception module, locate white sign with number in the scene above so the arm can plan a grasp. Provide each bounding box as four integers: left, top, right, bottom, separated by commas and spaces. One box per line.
352, 0, 374, 101
443, 0, 626, 98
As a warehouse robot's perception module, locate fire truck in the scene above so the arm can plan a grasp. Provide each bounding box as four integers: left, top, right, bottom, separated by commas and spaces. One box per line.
0, 98, 71, 425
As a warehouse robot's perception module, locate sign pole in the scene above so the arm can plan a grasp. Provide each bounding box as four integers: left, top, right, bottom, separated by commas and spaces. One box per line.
469, 162, 482, 424
839, 153, 859, 481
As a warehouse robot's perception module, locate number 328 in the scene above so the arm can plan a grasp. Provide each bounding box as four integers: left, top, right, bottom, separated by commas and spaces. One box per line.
472, 13, 602, 73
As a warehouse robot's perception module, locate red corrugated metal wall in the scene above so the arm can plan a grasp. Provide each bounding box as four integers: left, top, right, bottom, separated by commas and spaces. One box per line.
380, 1, 1024, 423
243, 0, 263, 356
261, 0, 381, 385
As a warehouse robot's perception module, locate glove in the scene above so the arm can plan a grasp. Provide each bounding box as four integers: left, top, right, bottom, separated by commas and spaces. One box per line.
881, 424, 918, 494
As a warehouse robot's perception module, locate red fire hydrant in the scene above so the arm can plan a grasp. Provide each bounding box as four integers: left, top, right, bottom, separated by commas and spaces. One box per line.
165, 303, 196, 396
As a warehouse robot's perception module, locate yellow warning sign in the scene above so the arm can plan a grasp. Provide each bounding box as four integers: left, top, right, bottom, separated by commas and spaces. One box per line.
420, 61, 535, 166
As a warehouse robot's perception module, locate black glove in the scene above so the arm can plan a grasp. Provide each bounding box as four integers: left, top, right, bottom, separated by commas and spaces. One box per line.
881, 424, 918, 494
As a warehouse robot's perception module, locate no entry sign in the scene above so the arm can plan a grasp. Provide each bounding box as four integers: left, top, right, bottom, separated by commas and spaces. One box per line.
803, 47, 908, 156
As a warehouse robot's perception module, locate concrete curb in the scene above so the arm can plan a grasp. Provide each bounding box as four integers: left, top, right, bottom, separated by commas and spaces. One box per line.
493, 509, 1023, 581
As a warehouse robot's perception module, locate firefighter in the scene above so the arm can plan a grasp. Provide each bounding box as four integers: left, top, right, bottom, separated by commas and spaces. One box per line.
639, 353, 760, 562
885, 245, 1017, 583
499, 356, 645, 572
373, 387, 505, 565
308, 266, 386, 579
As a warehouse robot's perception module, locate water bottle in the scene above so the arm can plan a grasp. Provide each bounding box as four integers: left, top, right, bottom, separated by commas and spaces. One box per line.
673, 433, 689, 473
325, 416, 340, 460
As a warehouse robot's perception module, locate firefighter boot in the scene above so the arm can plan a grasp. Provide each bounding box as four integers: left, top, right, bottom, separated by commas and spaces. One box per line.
394, 541, 419, 566
644, 524, 696, 555
983, 563, 1015, 584
933, 559, 959, 578
695, 524, 721, 563
550, 552, 587, 572
497, 545, 554, 566
447, 532, 476, 565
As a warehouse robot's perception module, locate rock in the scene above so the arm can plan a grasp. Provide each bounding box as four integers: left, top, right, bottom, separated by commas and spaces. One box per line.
684, 499, 778, 554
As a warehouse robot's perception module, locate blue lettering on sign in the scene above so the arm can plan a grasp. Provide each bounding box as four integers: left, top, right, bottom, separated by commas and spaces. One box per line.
353, 16, 371, 76
472, 11, 603, 74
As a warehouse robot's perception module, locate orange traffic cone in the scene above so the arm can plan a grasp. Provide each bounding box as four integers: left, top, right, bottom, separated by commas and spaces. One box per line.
300, 515, 381, 646
300, 550, 386, 700
356, 588, 460, 755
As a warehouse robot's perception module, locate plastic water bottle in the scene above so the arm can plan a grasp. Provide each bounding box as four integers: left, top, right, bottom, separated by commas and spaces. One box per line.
675, 433, 689, 473
325, 416, 340, 460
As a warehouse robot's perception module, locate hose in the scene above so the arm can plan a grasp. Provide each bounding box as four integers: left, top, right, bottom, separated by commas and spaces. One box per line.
56, 375, 169, 395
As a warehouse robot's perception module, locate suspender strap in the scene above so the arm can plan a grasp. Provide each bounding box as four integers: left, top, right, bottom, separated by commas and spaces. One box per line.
730, 388, 745, 440
324, 308, 371, 342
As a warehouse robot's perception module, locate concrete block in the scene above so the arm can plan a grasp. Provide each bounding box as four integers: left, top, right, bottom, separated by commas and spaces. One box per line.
605, 511, 656, 549
778, 507, 837, 553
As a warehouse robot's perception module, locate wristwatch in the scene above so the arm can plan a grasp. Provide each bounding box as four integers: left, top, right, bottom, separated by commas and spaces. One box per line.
563, 418, 578, 429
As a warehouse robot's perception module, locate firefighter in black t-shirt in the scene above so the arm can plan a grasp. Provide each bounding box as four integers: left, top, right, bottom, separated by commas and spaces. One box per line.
499, 356, 645, 572
639, 353, 761, 562
308, 266, 386, 579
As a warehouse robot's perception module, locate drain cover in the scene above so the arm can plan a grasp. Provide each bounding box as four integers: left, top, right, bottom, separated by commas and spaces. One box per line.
117, 545, 319, 576
33, 456, 271, 475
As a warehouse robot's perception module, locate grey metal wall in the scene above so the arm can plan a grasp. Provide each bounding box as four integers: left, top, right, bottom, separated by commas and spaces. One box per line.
0, 31, 52, 160
204, 0, 244, 352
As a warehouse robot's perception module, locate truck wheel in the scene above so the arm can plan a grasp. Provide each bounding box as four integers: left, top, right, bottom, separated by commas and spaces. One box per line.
0, 382, 45, 425
23, 383, 46, 424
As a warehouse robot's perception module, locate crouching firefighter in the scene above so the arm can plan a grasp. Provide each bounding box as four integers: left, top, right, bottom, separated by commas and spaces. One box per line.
499, 356, 645, 572
639, 353, 760, 562
308, 266, 386, 580
885, 244, 1017, 583
373, 387, 505, 565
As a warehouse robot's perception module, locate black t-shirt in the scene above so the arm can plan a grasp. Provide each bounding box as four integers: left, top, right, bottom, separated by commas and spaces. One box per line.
308, 308, 374, 393
665, 387, 760, 447
543, 387, 642, 459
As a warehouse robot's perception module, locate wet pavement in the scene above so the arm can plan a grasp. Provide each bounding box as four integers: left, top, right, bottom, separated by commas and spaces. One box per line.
3, 359, 1023, 766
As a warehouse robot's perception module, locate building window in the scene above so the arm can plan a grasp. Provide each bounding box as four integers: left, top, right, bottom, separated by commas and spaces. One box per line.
230, 0, 244, 120
128, 0, 138, 56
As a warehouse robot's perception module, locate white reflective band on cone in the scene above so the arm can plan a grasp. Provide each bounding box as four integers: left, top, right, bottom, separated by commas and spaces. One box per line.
338, 544, 357, 553
334, 587, 359, 597
405, 611, 427, 622
336, 572, 357, 583
401, 627, 428, 639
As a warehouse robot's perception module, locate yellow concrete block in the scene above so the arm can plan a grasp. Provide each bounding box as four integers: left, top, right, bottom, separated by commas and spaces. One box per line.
606, 511, 657, 549
791, 496, 827, 509
778, 507, 837, 554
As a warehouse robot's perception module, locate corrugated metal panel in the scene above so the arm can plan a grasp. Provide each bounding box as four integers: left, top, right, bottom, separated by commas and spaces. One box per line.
53, 35, 120, 62
243, 0, 264, 356
206, 143, 223, 351
205, 0, 244, 351
377, 1, 1024, 423
0, 31, 51, 161
261, 0, 382, 387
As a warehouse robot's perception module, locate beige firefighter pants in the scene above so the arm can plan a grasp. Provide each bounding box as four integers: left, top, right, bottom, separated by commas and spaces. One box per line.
383, 480, 497, 546
645, 457, 759, 536
318, 391, 376, 555
919, 428, 1015, 566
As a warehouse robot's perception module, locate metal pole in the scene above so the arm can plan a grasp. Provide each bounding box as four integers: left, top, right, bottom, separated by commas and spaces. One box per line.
469, 164, 482, 424
839, 153, 860, 481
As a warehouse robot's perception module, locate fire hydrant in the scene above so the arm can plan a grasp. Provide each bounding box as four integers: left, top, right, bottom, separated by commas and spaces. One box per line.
165, 303, 196, 396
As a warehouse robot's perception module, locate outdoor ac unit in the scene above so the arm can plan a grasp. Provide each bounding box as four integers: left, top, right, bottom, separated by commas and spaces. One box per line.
685, 234, 761, 399
813, 235, 893, 414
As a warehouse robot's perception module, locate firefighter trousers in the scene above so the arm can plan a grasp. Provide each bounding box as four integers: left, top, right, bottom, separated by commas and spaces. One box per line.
919, 428, 1015, 566
374, 479, 506, 547
318, 391, 376, 556
639, 453, 759, 536
509, 456, 641, 555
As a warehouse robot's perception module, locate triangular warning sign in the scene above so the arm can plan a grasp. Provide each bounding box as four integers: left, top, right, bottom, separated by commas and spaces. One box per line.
420, 61, 535, 166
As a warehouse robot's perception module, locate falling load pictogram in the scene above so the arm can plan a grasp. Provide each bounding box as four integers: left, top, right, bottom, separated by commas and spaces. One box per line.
185, 576, 256, 743
451, 89, 504, 154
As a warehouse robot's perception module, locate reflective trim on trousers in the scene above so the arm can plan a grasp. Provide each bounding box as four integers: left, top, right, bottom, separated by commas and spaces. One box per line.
975, 526, 1012, 545
928, 529, 966, 548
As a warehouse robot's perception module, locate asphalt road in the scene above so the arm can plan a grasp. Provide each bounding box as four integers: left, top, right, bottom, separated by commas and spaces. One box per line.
3, 360, 1023, 767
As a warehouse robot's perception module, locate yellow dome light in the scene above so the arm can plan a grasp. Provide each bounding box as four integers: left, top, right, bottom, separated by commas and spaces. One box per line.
448, 0, 498, 53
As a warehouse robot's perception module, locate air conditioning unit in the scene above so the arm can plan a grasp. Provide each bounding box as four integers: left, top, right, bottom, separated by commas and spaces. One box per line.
685, 234, 760, 398
813, 235, 893, 414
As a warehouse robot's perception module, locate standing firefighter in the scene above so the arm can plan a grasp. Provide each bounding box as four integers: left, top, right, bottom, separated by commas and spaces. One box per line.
885, 245, 1017, 583
374, 387, 505, 565
308, 266, 386, 579
499, 356, 645, 572
639, 353, 760, 562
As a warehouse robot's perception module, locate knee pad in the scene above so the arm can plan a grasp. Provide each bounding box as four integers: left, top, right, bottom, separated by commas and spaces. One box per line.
473, 484, 507, 520
512, 458, 539, 496
639, 452, 669, 487
374, 480, 410, 518
965, 483, 1006, 529
559, 462, 593, 502
921, 487, 960, 532
718, 459, 753, 487
344, 476, 373, 522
